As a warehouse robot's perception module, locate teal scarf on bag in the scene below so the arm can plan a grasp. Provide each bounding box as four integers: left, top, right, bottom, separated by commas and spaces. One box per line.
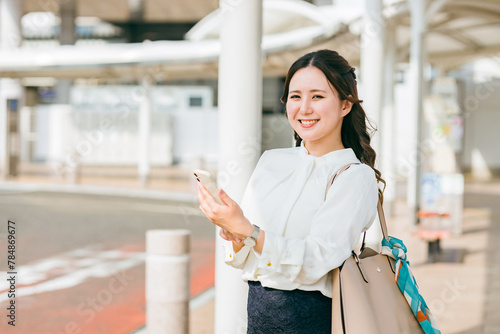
381, 236, 441, 334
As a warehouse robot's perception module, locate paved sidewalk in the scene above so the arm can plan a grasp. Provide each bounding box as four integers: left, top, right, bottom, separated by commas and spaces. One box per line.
2, 163, 500, 334
1, 163, 200, 202
9, 162, 200, 192
388, 180, 500, 334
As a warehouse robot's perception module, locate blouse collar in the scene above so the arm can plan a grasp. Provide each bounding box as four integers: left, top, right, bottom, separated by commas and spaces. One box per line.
299, 141, 359, 165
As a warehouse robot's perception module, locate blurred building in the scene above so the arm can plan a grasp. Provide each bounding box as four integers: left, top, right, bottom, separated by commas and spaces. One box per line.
1, 0, 500, 184
2, 0, 302, 177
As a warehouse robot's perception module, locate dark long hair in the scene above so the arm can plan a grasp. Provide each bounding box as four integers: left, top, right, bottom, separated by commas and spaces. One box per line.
281, 49, 385, 201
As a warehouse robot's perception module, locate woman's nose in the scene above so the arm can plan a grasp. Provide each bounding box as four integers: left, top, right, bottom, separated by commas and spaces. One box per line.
299, 100, 313, 114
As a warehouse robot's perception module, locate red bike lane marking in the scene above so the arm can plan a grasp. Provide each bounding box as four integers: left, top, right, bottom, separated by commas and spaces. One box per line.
190, 238, 216, 297
0, 238, 215, 334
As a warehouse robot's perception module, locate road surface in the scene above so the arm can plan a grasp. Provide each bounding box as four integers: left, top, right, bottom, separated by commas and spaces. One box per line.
0, 190, 215, 333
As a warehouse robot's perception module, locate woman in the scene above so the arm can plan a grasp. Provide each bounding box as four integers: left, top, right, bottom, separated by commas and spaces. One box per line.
197, 49, 385, 333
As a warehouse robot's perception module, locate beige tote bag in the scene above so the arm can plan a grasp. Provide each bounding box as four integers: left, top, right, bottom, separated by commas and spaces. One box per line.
327, 164, 424, 334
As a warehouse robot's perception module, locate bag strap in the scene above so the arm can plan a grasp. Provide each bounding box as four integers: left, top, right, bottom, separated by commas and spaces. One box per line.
377, 197, 389, 242
325, 163, 389, 246
324, 163, 358, 197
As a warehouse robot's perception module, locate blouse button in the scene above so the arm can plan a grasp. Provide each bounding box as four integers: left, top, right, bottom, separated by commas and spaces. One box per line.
229, 254, 233, 259
267, 261, 272, 267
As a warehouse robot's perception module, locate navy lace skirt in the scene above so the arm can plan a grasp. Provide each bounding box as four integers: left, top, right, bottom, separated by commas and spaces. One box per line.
247, 281, 332, 334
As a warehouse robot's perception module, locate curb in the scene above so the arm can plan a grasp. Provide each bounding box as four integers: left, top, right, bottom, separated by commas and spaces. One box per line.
0, 181, 198, 204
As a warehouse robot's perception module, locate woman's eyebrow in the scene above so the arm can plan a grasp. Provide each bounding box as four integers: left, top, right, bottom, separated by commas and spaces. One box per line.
289, 89, 327, 94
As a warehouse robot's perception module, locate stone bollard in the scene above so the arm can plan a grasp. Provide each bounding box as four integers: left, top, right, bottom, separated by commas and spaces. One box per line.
146, 229, 190, 334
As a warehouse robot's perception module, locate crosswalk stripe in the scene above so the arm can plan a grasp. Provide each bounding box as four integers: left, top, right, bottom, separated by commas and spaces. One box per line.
0, 246, 145, 302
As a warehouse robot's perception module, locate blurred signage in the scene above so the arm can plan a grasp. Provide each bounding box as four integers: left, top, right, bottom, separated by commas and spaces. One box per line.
420, 172, 464, 235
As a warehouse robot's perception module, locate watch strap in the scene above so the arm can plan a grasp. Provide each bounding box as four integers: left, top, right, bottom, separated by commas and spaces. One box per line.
250, 225, 260, 241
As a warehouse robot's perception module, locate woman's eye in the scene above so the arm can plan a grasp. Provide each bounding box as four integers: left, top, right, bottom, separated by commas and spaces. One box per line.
290, 95, 300, 99
313, 95, 324, 99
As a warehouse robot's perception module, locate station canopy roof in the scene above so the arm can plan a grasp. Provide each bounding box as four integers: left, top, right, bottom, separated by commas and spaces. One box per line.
1, 0, 500, 80
21, 0, 218, 24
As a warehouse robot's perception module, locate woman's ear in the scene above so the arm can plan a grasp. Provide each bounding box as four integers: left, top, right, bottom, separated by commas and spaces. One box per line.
341, 99, 353, 117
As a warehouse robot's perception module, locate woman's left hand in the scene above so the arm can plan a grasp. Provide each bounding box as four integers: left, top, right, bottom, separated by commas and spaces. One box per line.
197, 183, 253, 239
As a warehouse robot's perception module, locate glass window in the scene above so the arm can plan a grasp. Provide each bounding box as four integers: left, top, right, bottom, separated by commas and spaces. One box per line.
189, 96, 203, 107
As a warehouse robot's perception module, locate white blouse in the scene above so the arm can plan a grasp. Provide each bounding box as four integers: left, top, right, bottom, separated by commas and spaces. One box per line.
224, 145, 379, 298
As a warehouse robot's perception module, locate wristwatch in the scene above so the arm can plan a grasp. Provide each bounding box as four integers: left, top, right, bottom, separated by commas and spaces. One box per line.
243, 225, 260, 247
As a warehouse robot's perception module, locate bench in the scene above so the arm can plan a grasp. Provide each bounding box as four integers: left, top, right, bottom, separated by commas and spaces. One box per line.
413, 211, 451, 262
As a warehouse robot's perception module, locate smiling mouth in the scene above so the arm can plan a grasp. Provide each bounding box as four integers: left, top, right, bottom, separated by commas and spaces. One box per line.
299, 120, 319, 125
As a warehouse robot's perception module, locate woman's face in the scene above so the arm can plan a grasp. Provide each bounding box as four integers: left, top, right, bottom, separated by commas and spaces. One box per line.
286, 66, 352, 155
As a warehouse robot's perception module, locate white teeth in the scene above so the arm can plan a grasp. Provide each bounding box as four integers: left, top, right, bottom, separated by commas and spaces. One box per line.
301, 120, 318, 125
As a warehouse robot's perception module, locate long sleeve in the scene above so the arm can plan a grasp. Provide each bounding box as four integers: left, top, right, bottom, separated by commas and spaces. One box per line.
255, 164, 378, 285
224, 240, 251, 269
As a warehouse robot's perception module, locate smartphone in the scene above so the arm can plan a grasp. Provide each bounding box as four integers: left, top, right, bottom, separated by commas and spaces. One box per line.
193, 169, 224, 205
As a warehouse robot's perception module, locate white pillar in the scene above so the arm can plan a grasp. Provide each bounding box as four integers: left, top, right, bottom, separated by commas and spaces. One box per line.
360, 0, 384, 154
407, 0, 426, 222
138, 77, 152, 186
56, 0, 76, 104
360, 0, 384, 249
59, 0, 76, 45
381, 25, 397, 216
0, 0, 23, 179
0, 0, 22, 50
146, 229, 190, 334
216, 0, 263, 333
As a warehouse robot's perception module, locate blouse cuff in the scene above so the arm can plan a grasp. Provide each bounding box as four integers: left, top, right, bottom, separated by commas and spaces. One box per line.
257, 230, 277, 270
223, 241, 251, 269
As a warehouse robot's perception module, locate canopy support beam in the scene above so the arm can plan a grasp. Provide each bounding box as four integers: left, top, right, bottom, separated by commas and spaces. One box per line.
407, 0, 427, 223
0, 0, 23, 179
360, 0, 385, 250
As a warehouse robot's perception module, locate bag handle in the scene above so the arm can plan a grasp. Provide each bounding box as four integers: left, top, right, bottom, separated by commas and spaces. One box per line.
325, 163, 389, 246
